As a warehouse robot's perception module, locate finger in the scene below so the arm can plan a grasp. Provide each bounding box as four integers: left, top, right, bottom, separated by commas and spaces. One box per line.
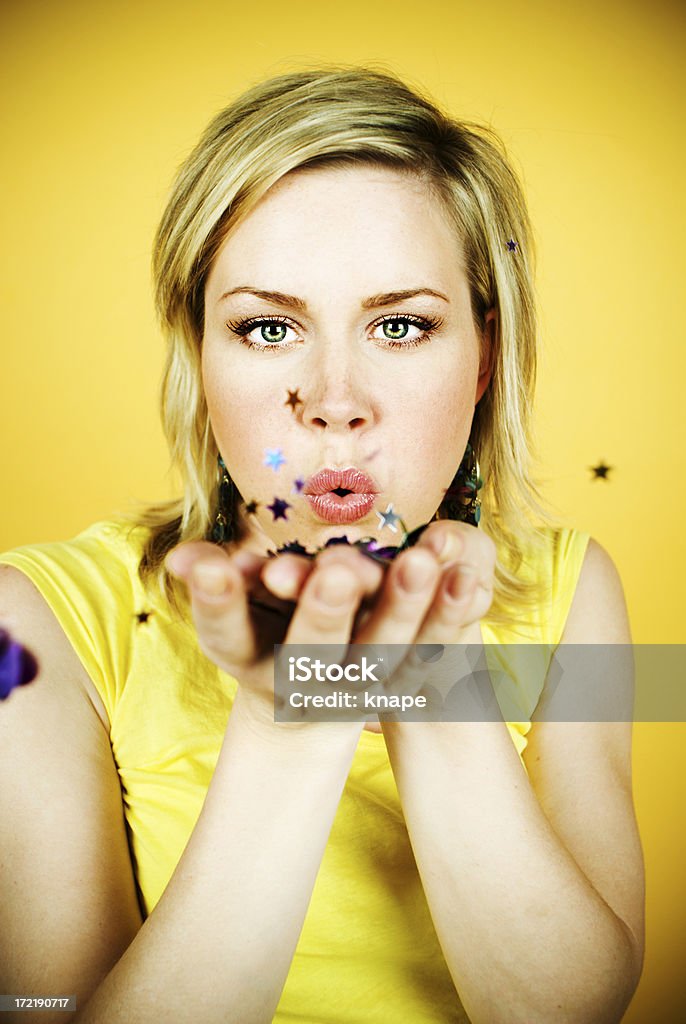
260, 554, 314, 601
352, 547, 442, 653
284, 558, 369, 655
261, 545, 384, 603
415, 519, 497, 572
165, 543, 258, 666
356, 529, 495, 710
415, 520, 467, 564
167, 540, 267, 590
411, 520, 496, 636
422, 538, 496, 635
385, 559, 494, 712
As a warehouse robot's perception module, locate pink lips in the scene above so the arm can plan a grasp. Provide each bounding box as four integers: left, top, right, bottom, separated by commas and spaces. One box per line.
304, 467, 379, 524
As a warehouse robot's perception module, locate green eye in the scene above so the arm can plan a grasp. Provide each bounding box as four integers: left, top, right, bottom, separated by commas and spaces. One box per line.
260, 323, 288, 344
382, 319, 411, 340
374, 314, 443, 348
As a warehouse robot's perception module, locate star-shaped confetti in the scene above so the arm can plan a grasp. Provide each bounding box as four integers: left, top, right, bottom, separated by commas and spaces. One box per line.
285, 388, 303, 412
277, 539, 309, 556
244, 500, 259, 515
376, 503, 402, 533
264, 447, 286, 471
324, 535, 351, 547
292, 477, 305, 493
267, 497, 291, 520
0, 628, 38, 700
506, 238, 518, 252
135, 611, 153, 624
270, 522, 431, 565
589, 461, 613, 481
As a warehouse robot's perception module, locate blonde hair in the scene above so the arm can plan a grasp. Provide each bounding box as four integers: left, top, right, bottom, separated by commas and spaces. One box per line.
131, 63, 564, 629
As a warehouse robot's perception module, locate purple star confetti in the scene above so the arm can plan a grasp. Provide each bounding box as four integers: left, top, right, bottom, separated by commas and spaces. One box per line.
264, 448, 286, 471
292, 477, 305, 494
0, 627, 39, 700
506, 238, 518, 252
267, 497, 292, 520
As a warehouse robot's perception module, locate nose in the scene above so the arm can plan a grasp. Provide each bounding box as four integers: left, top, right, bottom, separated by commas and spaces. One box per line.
300, 341, 375, 432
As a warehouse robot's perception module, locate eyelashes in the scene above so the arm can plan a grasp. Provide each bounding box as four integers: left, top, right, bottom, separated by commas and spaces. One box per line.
224, 313, 444, 351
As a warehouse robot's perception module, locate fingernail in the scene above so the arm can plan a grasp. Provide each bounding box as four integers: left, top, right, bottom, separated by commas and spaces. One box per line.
399, 555, 435, 594
316, 568, 357, 607
192, 563, 228, 597
446, 565, 478, 602
422, 531, 462, 562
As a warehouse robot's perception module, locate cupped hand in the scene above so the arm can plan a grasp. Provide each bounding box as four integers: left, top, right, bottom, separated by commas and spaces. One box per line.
165, 520, 496, 728
164, 539, 384, 727
262, 520, 497, 721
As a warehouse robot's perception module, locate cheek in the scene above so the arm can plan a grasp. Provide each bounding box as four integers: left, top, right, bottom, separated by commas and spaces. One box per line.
202, 348, 256, 450
393, 361, 474, 439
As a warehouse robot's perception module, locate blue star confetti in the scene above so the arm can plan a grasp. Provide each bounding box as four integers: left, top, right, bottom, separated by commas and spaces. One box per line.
264, 448, 286, 471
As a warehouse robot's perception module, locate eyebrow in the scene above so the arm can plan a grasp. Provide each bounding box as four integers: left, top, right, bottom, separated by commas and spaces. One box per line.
217, 286, 450, 310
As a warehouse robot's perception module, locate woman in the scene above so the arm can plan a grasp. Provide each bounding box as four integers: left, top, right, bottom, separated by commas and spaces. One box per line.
0, 66, 644, 1023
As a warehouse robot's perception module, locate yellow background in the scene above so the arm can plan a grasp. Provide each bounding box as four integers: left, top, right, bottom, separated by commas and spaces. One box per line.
1, 0, 684, 1018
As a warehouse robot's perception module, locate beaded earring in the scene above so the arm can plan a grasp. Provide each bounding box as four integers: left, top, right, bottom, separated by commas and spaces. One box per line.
210, 455, 235, 544
436, 441, 483, 527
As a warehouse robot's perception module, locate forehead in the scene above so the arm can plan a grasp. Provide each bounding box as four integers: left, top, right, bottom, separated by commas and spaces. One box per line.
206, 164, 467, 300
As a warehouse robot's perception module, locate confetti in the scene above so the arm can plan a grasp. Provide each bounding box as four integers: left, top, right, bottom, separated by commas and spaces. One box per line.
590, 461, 613, 480
267, 497, 292, 520
264, 448, 286, 471
0, 628, 38, 701
271, 523, 430, 565
376, 504, 402, 533
285, 388, 303, 412
276, 540, 309, 556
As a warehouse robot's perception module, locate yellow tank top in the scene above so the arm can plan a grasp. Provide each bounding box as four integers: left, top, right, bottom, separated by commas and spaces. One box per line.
0, 519, 589, 1023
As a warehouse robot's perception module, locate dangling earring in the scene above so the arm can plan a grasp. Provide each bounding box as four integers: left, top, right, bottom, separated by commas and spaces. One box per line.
436, 441, 483, 527
211, 455, 235, 544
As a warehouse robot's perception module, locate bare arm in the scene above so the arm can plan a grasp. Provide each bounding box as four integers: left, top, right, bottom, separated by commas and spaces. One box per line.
76, 689, 363, 1023
379, 536, 645, 1023
1, 544, 378, 1024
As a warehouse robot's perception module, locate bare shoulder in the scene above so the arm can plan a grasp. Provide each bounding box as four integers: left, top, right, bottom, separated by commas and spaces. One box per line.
0, 563, 110, 731
562, 535, 632, 645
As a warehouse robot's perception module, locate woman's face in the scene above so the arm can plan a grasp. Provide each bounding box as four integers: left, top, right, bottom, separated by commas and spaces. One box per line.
202, 164, 493, 555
